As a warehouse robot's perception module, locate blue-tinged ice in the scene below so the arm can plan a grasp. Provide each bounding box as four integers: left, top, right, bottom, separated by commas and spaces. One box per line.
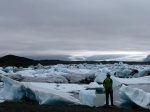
0, 76, 81, 105
119, 85, 150, 109
79, 90, 96, 107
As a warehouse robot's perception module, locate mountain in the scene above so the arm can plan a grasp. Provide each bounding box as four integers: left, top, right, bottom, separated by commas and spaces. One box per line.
0, 55, 66, 67
0, 55, 37, 67
0, 54, 150, 67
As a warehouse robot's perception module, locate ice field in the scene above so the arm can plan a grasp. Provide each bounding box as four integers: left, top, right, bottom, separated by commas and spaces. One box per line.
0, 62, 150, 109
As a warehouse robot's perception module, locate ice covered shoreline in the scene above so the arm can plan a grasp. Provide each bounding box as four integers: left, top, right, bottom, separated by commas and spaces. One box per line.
0, 62, 150, 109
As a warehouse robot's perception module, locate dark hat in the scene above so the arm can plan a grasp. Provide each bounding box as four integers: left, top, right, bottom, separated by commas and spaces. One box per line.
106, 72, 111, 76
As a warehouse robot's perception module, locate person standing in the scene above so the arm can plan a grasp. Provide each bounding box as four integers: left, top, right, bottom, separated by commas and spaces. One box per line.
103, 73, 114, 106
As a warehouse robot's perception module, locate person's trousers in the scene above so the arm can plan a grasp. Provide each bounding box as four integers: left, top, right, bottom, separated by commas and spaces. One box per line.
105, 89, 113, 105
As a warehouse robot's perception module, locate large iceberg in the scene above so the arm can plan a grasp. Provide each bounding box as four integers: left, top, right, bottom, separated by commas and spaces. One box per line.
0, 76, 81, 105
119, 85, 150, 109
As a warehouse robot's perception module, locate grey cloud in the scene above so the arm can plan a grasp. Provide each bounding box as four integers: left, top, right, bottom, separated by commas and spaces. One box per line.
0, 0, 150, 58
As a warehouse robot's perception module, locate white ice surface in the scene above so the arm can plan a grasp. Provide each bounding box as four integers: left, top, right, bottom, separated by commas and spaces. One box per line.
15, 66, 94, 78
0, 76, 81, 105
119, 85, 150, 109
86, 82, 103, 89
0, 76, 104, 105
16, 69, 36, 77
26, 82, 87, 93
113, 76, 150, 85
24, 82, 103, 94
0, 70, 6, 74
79, 90, 96, 107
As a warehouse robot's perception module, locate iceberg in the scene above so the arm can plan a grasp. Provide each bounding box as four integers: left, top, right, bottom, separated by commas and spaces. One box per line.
4, 66, 14, 73
16, 69, 36, 77
24, 84, 80, 104
95, 72, 150, 86
79, 90, 96, 107
0, 76, 81, 105
86, 82, 104, 93
25, 82, 104, 94
119, 85, 150, 109
0, 70, 6, 74
115, 69, 132, 78
63, 73, 95, 83
26, 82, 87, 93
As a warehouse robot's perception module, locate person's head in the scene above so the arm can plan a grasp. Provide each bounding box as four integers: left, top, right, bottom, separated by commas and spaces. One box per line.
106, 73, 111, 77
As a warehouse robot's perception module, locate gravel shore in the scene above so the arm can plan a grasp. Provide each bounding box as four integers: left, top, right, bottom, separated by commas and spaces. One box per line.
0, 101, 149, 112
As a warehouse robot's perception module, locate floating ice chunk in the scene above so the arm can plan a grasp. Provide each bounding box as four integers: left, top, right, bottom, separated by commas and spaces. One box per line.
0, 76, 25, 101
24, 84, 81, 104
4, 66, 14, 73
57, 67, 92, 75
134, 70, 150, 78
0, 70, 6, 74
16, 69, 36, 76
36, 63, 44, 69
94, 72, 106, 83
79, 90, 96, 107
101, 68, 110, 73
22, 75, 68, 83
26, 83, 87, 93
63, 73, 95, 83
0, 67, 3, 70
0, 76, 81, 105
115, 69, 132, 78
26, 82, 103, 94
119, 85, 150, 109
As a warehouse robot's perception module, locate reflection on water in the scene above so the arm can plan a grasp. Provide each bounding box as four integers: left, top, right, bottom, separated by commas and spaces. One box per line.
73, 85, 121, 107
94, 85, 121, 107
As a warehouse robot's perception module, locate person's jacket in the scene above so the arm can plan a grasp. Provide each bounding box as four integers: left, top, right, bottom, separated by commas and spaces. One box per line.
103, 77, 113, 91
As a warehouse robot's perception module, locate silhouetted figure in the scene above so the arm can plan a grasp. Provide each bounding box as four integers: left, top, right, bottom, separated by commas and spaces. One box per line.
103, 73, 114, 106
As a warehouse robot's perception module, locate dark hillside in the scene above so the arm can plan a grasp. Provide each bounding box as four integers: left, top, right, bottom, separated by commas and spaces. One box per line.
0, 55, 150, 67
0, 55, 37, 67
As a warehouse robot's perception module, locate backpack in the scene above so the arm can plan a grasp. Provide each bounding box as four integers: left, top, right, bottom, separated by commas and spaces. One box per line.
103, 78, 113, 91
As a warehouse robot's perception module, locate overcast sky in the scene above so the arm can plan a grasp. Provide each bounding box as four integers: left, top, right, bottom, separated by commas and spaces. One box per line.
0, 0, 150, 59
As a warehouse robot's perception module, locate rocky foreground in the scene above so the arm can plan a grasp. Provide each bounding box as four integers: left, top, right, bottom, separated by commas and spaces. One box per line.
0, 101, 149, 112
